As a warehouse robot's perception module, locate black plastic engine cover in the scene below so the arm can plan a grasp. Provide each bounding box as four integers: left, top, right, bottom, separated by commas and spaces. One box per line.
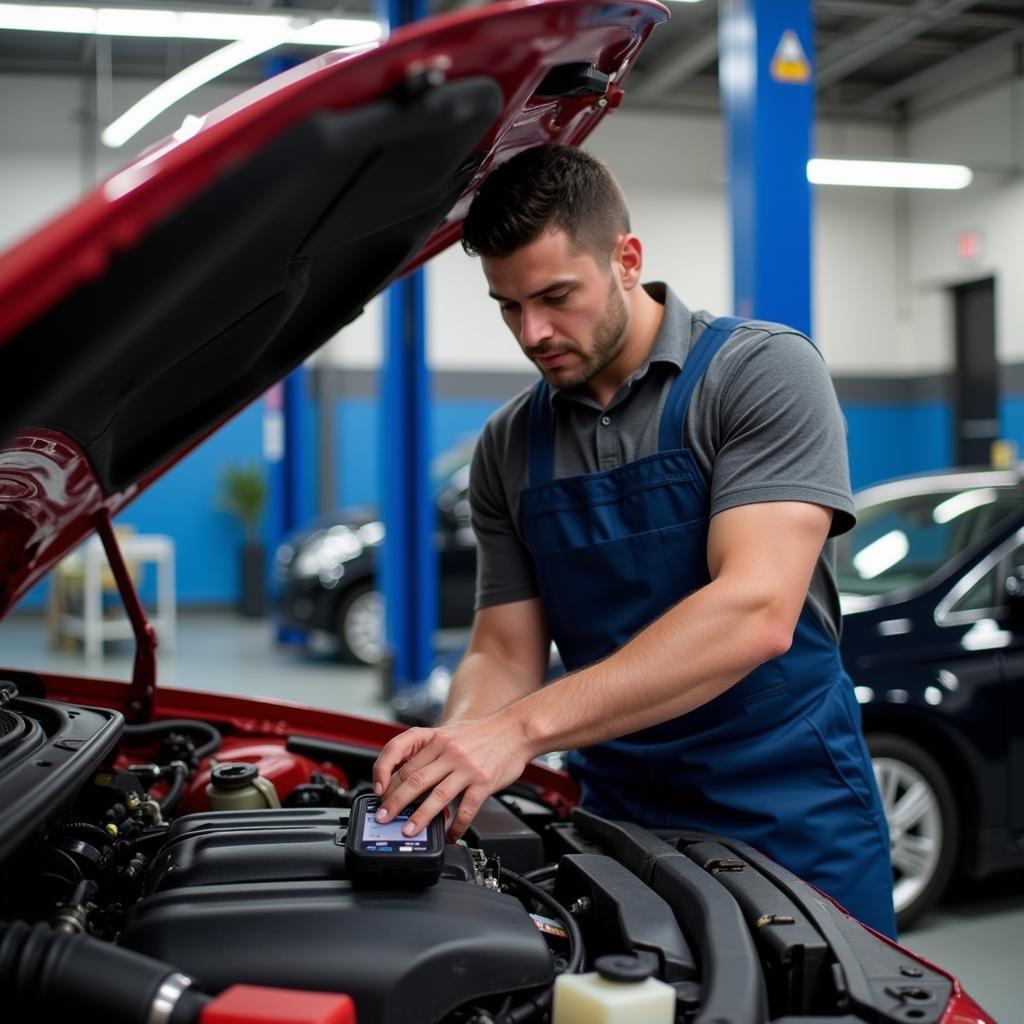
145, 807, 474, 892
118, 878, 554, 1024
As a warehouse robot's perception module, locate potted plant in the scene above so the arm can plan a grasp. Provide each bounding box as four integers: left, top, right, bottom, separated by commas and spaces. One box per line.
216, 461, 269, 617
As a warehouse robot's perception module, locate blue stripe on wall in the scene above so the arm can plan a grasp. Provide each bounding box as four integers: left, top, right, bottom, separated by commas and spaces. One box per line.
333, 396, 505, 510
14, 393, 1013, 615
842, 401, 954, 491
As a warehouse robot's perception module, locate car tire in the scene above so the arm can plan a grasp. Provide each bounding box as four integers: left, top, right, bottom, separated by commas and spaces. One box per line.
335, 582, 384, 666
867, 732, 959, 930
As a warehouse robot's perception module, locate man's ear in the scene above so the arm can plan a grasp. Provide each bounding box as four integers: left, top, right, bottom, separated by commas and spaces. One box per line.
614, 234, 643, 291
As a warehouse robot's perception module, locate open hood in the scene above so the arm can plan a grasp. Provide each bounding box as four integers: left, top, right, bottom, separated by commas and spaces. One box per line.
0, 0, 667, 616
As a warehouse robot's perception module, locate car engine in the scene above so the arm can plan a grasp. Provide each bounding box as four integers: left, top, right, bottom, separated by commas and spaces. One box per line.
1, 681, 963, 1024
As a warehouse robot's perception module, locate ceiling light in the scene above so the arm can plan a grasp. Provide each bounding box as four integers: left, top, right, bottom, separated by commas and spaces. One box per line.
808, 158, 973, 190
0, 3, 379, 46
100, 37, 283, 148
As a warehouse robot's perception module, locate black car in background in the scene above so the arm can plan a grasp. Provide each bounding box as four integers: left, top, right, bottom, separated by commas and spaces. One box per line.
390, 464, 1024, 930
274, 442, 476, 664
837, 466, 1024, 927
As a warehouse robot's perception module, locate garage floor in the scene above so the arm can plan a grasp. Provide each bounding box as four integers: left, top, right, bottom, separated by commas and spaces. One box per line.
2, 610, 1022, 1020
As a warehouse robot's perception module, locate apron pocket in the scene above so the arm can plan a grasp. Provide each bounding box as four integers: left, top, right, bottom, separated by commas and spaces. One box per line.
801, 682, 879, 820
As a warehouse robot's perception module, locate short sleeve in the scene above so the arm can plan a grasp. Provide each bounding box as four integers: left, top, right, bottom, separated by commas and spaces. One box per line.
705, 330, 856, 538
469, 418, 540, 609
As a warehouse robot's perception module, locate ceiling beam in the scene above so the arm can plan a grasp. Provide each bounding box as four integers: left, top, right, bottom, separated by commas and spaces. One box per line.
816, 0, 982, 89
857, 24, 1024, 112
817, 0, 1023, 30
629, 27, 718, 101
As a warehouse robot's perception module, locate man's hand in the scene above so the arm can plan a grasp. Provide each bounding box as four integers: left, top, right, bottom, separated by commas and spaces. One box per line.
371, 710, 534, 841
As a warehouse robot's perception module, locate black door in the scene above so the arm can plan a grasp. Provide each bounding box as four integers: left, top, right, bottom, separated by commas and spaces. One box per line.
952, 277, 998, 466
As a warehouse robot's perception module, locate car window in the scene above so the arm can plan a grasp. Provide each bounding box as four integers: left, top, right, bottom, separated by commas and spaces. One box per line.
949, 540, 1024, 614
836, 485, 1021, 597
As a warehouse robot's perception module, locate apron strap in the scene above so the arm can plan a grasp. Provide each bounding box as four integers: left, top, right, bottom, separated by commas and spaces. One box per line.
527, 378, 555, 486
659, 315, 747, 452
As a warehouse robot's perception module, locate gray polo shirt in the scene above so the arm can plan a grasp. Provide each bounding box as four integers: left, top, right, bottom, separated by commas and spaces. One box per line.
469, 283, 856, 642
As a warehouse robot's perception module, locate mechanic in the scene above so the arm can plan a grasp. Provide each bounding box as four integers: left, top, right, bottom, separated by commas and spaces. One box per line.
372, 144, 897, 939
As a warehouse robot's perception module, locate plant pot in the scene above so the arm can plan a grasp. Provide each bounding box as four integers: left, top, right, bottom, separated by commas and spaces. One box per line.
239, 539, 267, 618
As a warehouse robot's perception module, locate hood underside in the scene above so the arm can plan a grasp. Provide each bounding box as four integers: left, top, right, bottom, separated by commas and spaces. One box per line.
0, 0, 668, 615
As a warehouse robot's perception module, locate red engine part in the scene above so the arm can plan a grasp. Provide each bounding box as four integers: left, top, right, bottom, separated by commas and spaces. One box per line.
201, 985, 356, 1024
115, 737, 347, 814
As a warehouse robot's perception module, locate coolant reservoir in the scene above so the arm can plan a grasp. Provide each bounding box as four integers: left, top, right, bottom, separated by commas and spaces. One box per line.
552, 954, 675, 1024
206, 762, 281, 811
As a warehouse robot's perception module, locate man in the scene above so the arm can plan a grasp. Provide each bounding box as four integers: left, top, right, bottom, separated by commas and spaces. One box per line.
372, 144, 896, 938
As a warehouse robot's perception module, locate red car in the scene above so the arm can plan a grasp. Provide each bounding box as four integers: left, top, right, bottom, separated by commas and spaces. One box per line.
0, 3, 995, 1022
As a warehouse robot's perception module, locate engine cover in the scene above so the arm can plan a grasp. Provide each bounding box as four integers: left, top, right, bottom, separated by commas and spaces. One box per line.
119, 810, 554, 1024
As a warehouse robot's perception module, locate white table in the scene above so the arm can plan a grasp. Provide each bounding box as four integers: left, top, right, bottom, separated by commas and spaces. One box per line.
58, 534, 176, 660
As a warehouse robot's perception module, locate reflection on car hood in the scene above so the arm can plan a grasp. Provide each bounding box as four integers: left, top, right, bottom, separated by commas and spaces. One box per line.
0, 0, 668, 617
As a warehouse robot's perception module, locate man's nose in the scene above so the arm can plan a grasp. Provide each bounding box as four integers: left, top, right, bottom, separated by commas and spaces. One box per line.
519, 307, 554, 348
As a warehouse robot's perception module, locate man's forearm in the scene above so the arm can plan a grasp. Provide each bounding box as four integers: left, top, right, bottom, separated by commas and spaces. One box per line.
506, 577, 792, 756
441, 649, 544, 725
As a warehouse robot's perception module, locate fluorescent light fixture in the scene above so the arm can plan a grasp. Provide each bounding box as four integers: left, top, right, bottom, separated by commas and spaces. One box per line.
0, 4, 379, 45
100, 36, 282, 148
808, 158, 973, 190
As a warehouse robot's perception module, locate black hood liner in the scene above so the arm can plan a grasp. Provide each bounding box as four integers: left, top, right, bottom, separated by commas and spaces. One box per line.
2, 76, 502, 493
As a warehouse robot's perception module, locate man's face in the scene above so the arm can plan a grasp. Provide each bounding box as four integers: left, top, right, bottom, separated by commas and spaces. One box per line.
482, 228, 629, 393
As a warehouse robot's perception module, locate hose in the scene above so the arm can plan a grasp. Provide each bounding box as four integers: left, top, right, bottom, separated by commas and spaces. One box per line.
493, 867, 586, 1024
157, 762, 189, 815
47, 821, 114, 846
122, 719, 222, 762
1, 919, 210, 1024
522, 864, 557, 884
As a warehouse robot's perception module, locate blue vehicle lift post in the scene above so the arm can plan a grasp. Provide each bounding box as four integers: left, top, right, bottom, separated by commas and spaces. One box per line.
719, 0, 814, 335
376, 0, 436, 697
265, 51, 315, 643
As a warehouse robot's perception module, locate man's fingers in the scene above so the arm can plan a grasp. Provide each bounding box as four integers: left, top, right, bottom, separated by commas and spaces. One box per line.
446, 787, 486, 842
378, 757, 454, 824
372, 728, 430, 796
398, 774, 465, 837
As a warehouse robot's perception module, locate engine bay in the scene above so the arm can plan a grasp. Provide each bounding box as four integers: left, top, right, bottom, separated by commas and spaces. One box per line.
1, 682, 960, 1024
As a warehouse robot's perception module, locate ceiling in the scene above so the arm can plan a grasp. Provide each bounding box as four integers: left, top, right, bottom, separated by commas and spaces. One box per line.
2, 0, 1023, 126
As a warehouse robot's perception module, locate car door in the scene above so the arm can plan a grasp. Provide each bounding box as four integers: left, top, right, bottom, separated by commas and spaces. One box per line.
936, 527, 1024, 849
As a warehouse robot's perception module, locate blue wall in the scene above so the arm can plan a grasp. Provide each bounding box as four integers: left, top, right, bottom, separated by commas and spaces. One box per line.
13, 390, 1014, 614
843, 401, 954, 491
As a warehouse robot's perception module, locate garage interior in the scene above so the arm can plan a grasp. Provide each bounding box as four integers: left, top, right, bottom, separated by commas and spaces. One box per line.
2, 0, 1024, 1020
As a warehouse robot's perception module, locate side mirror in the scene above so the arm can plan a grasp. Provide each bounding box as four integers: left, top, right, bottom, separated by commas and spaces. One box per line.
1004, 570, 1024, 631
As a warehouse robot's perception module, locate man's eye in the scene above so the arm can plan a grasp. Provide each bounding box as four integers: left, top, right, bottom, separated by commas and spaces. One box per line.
546, 292, 569, 305
499, 302, 518, 313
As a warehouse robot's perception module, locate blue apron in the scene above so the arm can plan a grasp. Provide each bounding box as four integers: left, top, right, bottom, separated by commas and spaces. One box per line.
520, 317, 897, 938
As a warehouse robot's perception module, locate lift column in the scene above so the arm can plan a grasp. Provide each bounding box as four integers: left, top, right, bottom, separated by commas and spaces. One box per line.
719, 0, 814, 335
376, 0, 437, 696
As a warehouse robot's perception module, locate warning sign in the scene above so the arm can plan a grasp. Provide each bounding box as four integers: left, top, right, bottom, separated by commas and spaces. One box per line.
770, 29, 812, 84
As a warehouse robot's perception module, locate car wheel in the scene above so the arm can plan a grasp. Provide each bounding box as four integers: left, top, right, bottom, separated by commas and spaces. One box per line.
868, 733, 959, 930
335, 583, 384, 666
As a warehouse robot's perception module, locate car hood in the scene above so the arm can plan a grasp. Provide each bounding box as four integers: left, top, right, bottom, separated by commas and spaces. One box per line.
0, 0, 667, 617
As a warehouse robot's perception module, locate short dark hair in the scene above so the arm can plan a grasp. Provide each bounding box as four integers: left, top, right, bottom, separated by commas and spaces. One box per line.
461, 144, 630, 260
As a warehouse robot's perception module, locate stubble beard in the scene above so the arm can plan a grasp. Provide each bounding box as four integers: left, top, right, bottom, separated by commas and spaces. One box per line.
540, 282, 630, 392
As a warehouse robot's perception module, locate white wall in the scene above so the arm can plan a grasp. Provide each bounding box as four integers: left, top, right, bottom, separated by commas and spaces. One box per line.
906, 79, 1024, 370
5, 67, 1022, 380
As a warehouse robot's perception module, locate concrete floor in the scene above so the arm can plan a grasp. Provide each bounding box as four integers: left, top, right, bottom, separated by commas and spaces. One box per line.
1, 610, 1022, 1020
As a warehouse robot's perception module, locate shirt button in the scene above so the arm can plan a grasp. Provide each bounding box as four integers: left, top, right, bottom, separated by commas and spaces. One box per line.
600, 416, 611, 426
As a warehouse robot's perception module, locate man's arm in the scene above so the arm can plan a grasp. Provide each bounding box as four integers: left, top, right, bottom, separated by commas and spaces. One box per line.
372, 499, 832, 839
441, 597, 550, 724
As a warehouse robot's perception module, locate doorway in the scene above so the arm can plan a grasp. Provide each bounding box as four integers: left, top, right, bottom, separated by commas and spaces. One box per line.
952, 277, 998, 467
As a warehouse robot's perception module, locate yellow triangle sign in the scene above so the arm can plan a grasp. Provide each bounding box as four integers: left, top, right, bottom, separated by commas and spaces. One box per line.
770, 29, 812, 84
